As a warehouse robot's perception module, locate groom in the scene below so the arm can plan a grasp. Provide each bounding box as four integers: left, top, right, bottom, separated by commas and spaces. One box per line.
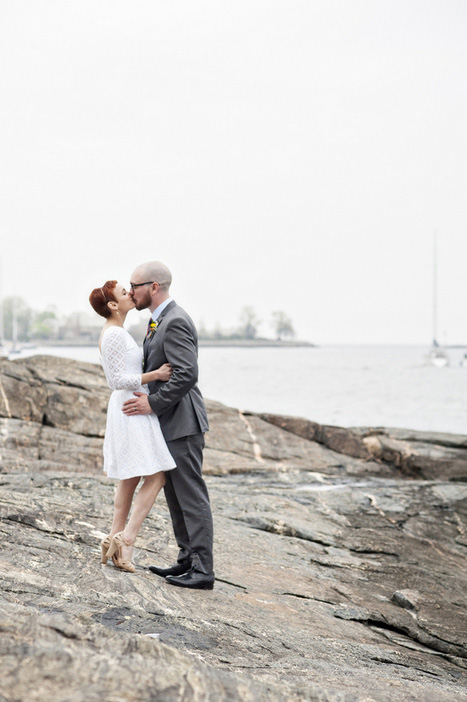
122, 260, 214, 590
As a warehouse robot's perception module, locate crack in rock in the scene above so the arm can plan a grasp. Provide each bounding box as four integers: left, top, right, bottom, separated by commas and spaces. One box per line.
334, 608, 466, 661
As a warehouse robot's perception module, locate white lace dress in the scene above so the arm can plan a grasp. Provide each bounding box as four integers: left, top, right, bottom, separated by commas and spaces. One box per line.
100, 326, 176, 479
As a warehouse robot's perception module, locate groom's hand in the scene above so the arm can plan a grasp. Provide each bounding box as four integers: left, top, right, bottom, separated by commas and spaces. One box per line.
122, 392, 152, 416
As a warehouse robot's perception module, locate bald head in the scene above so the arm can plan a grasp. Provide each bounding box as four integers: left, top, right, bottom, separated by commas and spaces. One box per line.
129, 261, 172, 312
132, 261, 172, 292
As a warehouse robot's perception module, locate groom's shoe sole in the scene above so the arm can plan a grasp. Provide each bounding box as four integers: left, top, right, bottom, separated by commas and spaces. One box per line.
149, 562, 192, 578
165, 572, 215, 590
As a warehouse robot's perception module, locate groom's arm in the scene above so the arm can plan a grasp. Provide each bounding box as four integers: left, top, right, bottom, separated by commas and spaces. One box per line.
147, 316, 198, 416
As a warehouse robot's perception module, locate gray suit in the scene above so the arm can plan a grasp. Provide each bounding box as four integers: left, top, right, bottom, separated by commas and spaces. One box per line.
144, 301, 213, 574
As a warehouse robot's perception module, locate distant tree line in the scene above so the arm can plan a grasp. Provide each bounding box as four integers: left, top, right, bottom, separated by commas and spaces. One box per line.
0, 297, 99, 344
198, 306, 296, 342
1, 297, 51, 341
0, 298, 297, 345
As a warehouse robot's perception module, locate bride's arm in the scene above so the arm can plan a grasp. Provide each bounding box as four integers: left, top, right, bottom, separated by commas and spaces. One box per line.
102, 329, 143, 390
141, 364, 172, 385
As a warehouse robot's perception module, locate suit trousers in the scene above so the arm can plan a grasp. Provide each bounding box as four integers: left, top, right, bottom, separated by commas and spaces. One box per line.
164, 433, 214, 574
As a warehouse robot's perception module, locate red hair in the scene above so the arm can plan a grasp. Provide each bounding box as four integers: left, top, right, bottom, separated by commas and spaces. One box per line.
89, 280, 118, 318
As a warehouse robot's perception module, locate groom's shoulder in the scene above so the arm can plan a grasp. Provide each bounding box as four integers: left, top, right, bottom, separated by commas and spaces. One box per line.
165, 303, 196, 328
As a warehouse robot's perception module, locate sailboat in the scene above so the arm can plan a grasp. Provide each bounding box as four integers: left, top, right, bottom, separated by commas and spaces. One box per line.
429, 341, 449, 368
427, 233, 449, 367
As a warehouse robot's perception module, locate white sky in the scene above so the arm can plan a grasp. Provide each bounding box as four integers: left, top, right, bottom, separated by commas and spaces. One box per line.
1, 0, 466, 344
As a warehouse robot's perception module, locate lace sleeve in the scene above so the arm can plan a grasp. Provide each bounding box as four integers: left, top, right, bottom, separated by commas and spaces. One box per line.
101, 328, 142, 390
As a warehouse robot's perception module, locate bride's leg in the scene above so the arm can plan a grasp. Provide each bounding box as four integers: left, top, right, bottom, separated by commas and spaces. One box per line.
120, 472, 166, 560
109, 477, 140, 538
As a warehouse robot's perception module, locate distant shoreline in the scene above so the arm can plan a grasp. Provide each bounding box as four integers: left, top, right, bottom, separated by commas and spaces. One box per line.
3, 340, 467, 351
2, 338, 316, 349
198, 339, 315, 348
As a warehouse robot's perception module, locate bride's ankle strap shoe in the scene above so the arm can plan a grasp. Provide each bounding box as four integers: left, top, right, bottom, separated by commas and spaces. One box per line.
101, 535, 111, 565
107, 531, 136, 573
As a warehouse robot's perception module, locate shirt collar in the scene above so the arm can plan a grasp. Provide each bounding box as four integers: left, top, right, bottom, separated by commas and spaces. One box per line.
151, 297, 173, 321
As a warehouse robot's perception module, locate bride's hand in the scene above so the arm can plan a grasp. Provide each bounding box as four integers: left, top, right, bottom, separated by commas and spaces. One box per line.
156, 363, 173, 381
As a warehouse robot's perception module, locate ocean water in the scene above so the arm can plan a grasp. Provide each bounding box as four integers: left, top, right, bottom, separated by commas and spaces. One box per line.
7, 344, 467, 435
199, 345, 467, 435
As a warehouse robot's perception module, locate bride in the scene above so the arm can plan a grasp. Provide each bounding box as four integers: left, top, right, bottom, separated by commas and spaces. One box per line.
89, 280, 176, 573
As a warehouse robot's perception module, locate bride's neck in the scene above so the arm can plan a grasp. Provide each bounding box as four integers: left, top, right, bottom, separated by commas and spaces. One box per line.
107, 311, 127, 327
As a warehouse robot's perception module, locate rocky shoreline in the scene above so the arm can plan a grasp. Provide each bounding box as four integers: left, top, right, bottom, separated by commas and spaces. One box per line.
0, 356, 466, 701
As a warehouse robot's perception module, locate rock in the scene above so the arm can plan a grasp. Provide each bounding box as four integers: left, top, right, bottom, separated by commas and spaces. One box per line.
0, 471, 466, 701
0, 417, 104, 473
207, 405, 385, 476
0, 359, 47, 423
1, 604, 310, 702
380, 427, 467, 449
0, 417, 41, 468
402, 441, 467, 481
0, 355, 110, 436
391, 590, 421, 611
0, 360, 384, 477
258, 412, 467, 481
257, 412, 371, 459
0, 356, 467, 700
2, 357, 466, 480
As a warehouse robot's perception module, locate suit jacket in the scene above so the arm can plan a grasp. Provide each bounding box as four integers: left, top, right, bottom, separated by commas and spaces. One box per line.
143, 300, 209, 442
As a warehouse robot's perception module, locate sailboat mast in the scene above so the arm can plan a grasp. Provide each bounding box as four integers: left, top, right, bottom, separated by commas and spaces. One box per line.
12, 302, 18, 352
432, 232, 438, 346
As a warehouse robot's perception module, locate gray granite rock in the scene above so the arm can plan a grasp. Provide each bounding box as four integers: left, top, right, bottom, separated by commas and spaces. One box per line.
258, 412, 467, 481
0, 355, 109, 436
391, 590, 421, 611
0, 356, 466, 701
0, 603, 313, 702
0, 471, 466, 701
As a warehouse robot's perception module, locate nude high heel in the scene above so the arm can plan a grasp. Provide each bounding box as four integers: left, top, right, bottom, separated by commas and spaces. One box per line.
106, 531, 136, 573
101, 535, 111, 565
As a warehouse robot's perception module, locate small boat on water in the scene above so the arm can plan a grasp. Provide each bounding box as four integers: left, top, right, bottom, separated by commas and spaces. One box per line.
428, 341, 449, 368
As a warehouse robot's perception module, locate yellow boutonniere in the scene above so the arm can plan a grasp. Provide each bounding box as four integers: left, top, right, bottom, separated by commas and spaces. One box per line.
147, 320, 159, 341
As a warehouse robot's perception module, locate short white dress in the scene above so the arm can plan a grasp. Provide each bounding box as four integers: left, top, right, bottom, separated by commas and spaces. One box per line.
100, 326, 176, 479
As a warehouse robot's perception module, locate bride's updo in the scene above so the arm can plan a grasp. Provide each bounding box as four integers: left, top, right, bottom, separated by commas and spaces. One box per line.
89, 280, 118, 318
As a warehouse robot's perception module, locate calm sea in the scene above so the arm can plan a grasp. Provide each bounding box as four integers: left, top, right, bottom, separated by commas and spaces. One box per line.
8, 344, 467, 435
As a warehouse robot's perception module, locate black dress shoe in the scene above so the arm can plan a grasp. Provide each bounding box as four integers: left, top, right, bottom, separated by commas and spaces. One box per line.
149, 559, 192, 578
166, 568, 215, 590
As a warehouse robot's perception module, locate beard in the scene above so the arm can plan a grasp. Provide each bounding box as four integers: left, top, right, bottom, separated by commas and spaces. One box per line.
133, 288, 152, 310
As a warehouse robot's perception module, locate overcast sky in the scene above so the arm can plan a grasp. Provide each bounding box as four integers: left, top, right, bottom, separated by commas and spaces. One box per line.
1, 1, 466, 344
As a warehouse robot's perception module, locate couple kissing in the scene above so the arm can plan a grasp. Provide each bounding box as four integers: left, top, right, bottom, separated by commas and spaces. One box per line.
89, 260, 214, 590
